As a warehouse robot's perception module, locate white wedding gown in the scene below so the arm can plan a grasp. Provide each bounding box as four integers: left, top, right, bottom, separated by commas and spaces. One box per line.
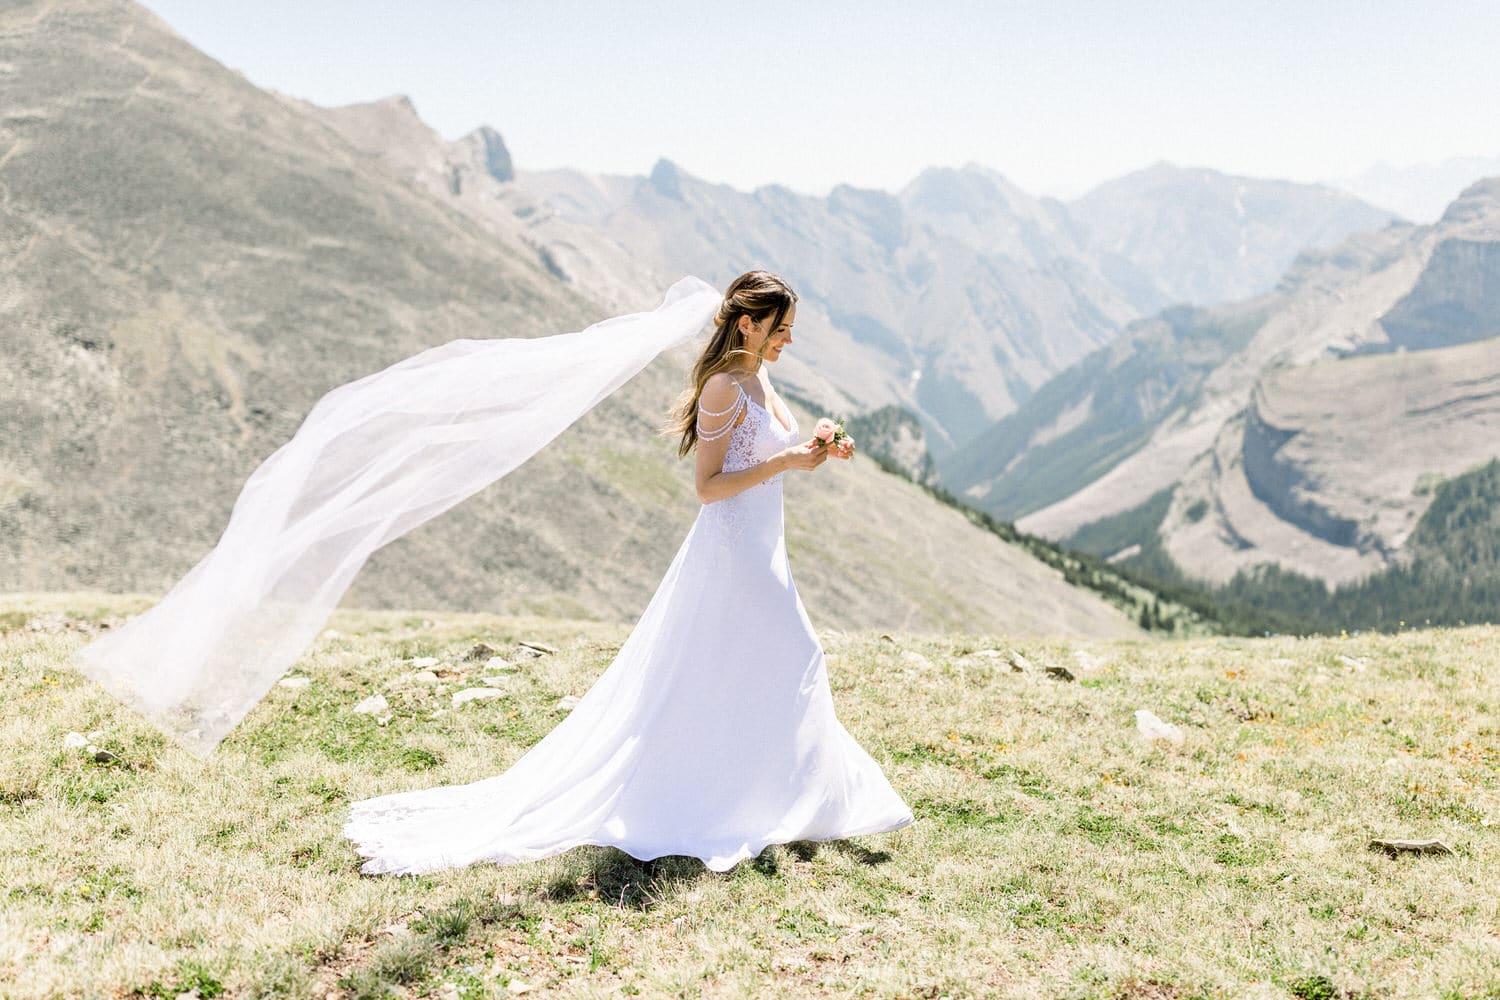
343, 393, 914, 874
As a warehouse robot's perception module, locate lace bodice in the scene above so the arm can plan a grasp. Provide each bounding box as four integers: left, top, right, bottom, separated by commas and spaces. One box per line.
695, 387, 799, 545
721, 394, 799, 483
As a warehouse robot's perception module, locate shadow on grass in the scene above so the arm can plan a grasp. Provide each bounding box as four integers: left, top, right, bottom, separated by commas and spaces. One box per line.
772, 839, 894, 867
825, 839, 893, 866
543, 849, 709, 910
542, 837, 894, 910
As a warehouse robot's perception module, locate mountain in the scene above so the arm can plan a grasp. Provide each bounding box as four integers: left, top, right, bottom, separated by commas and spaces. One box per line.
1209, 458, 1500, 632
1070, 162, 1402, 307
1161, 298, 1500, 584
0, 0, 1140, 640
944, 175, 1500, 589
285, 94, 663, 314
1334, 155, 1500, 224
516, 161, 1398, 454
939, 298, 1274, 520
306, 90, 1398, 463
519, 161, 1144, 451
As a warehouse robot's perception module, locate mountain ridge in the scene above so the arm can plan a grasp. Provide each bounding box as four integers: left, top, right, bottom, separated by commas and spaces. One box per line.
951, 173, 1500, 590
515, 154, 1397, 451
1070, 161, 1401, 308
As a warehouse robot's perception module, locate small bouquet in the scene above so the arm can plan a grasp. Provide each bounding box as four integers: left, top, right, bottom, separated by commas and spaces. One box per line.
812, 417, 855, 459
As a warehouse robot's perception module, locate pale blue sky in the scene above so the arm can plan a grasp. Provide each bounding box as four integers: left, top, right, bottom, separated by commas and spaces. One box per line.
139, 0, 1499, 198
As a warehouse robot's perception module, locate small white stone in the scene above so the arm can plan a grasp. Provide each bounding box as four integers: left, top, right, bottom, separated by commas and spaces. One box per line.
1134, 709, 1185, 746
410, 656, 440, 668
376, 714, 393, 726
901, 651, 932, 668
554, 695, 581, 712
452, 688, 505, 707
63, 732, 88, 750
353, 694, 389, 715
410, 670, 439, 685
278, 676, 312, 689
485, 656, 516, 671
1073, 650, 1106, 671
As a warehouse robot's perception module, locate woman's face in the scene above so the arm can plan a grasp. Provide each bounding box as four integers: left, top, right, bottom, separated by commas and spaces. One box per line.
742, 304, 796, 363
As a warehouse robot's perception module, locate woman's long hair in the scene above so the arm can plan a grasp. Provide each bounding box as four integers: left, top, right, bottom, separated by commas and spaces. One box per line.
667, 270, 798, 456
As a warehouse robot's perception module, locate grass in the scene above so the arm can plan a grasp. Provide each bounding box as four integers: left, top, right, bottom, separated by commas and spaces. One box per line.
1, 592, 1498, 999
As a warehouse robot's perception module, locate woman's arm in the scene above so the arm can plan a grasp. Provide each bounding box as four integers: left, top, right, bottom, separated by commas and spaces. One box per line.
693, 373, 828, 504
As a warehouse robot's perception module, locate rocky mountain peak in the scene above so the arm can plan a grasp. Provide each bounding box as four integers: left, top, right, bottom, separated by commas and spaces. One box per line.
900, 163, 1033, 217
385, 93, 419, 115
648, 158, 685, 200
1439, 176, 1500, 227
460, 125, 514, 183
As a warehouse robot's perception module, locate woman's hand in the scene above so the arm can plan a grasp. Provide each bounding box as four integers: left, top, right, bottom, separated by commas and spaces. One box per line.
778, 440, 831, 472
833, 436, 855, 460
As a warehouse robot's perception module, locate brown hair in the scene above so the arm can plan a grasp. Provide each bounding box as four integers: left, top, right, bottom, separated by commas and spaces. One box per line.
666, 270, 798, 457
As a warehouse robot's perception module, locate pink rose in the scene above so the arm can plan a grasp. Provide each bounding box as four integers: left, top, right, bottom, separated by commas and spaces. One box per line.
813, 418, 838, 444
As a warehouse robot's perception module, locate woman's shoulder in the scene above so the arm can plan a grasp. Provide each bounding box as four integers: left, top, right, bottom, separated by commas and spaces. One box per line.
699, 372, 746, 406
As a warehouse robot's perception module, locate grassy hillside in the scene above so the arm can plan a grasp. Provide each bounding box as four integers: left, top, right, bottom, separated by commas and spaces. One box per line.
0, 0, 593, 597
3, 594, 1497, 999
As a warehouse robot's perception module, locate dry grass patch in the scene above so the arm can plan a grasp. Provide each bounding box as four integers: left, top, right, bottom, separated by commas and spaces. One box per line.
1, 593, 1497, 999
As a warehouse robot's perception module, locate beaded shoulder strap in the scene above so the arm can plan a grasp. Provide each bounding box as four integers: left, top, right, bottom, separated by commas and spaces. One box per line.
695, 379, 747, 442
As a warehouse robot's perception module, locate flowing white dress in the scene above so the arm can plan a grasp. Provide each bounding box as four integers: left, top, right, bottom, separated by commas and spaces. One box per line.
343, 390, 914, 874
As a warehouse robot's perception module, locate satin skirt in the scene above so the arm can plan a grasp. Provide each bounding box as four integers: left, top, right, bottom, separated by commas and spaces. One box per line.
343, 483, 913, 875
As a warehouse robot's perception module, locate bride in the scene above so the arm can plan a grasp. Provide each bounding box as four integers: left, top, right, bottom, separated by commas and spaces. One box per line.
343, 270, 914, 874
72, 268, 912, 873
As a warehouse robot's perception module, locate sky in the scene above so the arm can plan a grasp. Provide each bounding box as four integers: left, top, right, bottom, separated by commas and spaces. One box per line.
138, 0, 1500, 199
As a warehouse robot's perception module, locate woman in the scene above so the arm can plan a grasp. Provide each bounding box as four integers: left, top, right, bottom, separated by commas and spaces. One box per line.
343, 271, 914, 874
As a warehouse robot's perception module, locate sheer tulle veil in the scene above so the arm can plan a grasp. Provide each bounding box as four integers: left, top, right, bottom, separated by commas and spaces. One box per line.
73, 277, 722, 756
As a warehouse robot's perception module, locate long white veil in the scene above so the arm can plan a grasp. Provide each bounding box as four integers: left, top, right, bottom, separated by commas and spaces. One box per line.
73, 276, 721, 756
